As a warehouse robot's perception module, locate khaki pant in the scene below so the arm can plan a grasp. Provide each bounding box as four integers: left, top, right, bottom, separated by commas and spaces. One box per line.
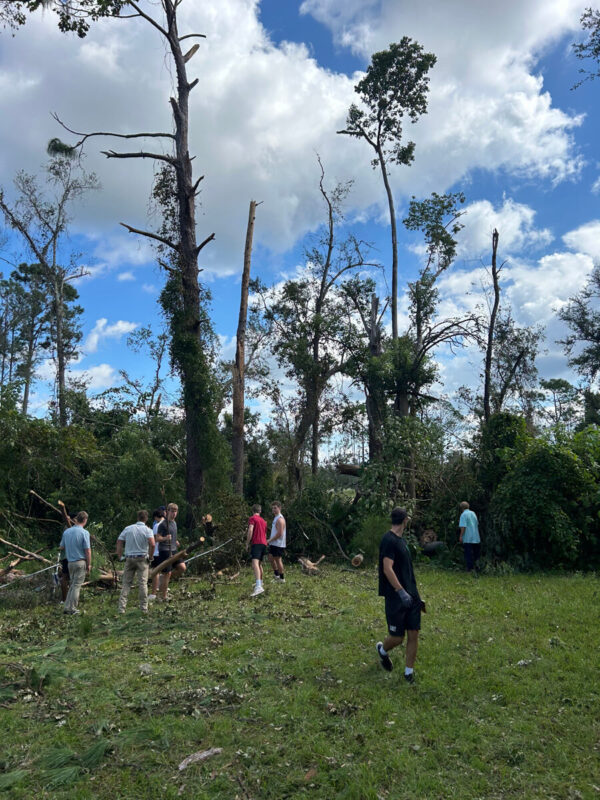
64, 560, 86, 612
119, 557, 150, 612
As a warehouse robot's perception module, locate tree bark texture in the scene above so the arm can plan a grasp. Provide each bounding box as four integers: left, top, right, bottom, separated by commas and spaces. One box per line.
232, 200, 258, 494
378, 147, 399, 341
483, 229, 500, 422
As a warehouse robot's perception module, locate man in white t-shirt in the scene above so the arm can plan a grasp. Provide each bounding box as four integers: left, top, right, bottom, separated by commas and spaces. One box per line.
267, 501, 286, 582
149, 507, 165, 600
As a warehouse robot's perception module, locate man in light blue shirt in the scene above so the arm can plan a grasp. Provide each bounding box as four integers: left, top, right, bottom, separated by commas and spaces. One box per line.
59, 511, 91, 614
459, 501, 481, 572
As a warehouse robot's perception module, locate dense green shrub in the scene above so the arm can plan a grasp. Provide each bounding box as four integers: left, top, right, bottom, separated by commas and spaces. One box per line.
488, 441, 592, 569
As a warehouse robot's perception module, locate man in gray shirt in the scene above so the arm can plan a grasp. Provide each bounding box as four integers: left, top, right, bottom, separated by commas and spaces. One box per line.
59, 511, 91, 615
116, 510, 155, 613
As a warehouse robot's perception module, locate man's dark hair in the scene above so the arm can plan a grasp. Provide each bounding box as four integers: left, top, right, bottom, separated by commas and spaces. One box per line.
391, 507, 408, 525
252, 504, 262, 514
153, 508, 165, 520
75, 511, 88, 524
137, 510, 149, 522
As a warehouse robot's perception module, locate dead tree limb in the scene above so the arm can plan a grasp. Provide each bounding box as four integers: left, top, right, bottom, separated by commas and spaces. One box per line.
0, 536, 52, 565
307, 511, 351, 561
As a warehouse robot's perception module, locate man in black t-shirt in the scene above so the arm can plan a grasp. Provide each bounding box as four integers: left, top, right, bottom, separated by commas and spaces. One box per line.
376, 507, 424, 683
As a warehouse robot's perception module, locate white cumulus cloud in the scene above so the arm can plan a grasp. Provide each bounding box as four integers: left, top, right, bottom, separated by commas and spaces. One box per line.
562, 220, 600, 261
84, 318, 138, 354
0, 0, 588, 278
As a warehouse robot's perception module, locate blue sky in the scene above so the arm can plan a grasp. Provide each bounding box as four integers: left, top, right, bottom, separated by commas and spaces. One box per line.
0, 0, 599, 416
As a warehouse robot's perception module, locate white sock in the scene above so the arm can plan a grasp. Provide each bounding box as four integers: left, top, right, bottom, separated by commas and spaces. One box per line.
378, 644, 388, 656
257, 579, 263, 587
405, 667, 413, 676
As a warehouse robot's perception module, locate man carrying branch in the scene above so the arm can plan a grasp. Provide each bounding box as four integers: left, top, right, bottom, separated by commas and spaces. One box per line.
155, 503, 186, 601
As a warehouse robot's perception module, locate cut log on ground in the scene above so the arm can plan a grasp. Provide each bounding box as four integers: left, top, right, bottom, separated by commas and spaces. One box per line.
298, 555, 326, 575
351, 553, 364, 567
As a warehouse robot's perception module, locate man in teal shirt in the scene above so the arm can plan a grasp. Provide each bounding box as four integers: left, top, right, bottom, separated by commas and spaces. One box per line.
459, 501, 481, 572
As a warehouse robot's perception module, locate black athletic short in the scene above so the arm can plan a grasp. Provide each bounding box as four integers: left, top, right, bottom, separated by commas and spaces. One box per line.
250, 544, 267, 561
384, 595, 421, 637
61, 558, 69, 579
155, 551, 183, 574
269, 545, 285, 558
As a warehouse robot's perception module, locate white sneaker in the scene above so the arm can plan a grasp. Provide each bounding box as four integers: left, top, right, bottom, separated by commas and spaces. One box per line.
250, 585, 265, 597
148, 594, 156, 601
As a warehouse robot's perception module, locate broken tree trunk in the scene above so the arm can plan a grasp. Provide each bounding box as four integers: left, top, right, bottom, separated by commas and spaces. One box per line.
232, 199, 259, 495
0, 537, 52, 565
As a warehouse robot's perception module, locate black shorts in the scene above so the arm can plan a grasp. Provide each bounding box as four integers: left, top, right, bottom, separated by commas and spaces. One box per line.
250, 544, 267, 561
384, 595, 421, 637
269, 545, 285, 558
155, 551, 183, 574
61, 558, 69, 580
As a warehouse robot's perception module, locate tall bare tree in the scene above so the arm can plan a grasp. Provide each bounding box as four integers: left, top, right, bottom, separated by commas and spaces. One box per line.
338, 39, 436, 341
232, 200, 260, 494
21, 1, 220, 518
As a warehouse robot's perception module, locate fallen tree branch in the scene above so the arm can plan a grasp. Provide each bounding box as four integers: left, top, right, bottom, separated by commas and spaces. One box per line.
183, 538, 233, 566
0, 536, 52, 565
178, 747, 222, 771
307, 511, 351, 562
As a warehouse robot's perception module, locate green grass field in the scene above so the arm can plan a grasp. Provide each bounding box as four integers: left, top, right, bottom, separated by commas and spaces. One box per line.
0, 564, 598, 799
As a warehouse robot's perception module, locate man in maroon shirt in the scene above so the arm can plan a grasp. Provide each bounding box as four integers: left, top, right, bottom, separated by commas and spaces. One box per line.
246, 504, 268, 597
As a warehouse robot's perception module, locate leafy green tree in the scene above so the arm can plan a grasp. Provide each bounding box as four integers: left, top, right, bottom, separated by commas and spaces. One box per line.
539, 378, 582, 432
341, 275, 387, 460
0, 159, 96, 425
559, 262, 600, 381
489, 440, 592, 569
117, 325, 169, 424
338, 39, 437, 341
397, 191, 475, 415
11, 263, 50, 415
1, 1, 127, 37
478, 411, 528, 498
573, 7, 600, 87
0, 273, 25, 394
